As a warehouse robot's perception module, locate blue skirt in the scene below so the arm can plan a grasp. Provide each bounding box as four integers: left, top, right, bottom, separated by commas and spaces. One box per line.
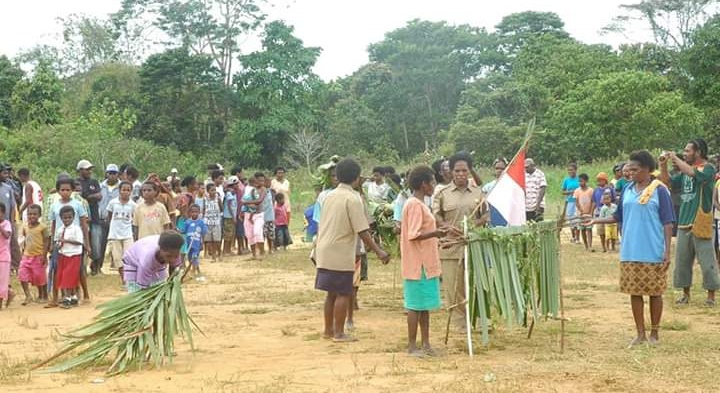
403, 268, 441, 311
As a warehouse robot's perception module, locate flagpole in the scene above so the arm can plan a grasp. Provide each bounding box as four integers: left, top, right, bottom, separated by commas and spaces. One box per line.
463, 215, 473, 357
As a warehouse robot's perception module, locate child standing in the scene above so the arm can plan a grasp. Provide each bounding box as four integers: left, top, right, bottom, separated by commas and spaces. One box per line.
592, 172, 617, 253
599, 192, 618, 252
222, 176, 239, 255
0, 202, 14, 309
55, 206, 84, 309
133, 182, 172, 240
203, 183, 222, 262
401, 166, 447, 357
262, 176, 275, 254
561, 163, 580, 243
19, 204, 49, 304
106, 182, 136, 270
573, 173, 595, 252
183, 204, 208, 281
242, 174, 266, 259
274, 193, 290, 250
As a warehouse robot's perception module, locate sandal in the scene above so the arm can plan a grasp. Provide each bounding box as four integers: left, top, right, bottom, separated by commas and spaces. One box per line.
704, 299, 716, 307
675, 296, 689, 305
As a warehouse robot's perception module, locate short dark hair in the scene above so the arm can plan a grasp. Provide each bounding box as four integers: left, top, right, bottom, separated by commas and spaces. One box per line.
578, 173, 589, 181
206, 183, 215, 192
336, 159, 362, 184
56, 176, 75, 190
431, 159, 445, 184
17, 168, 30, 177
372, 166, 385, 175
449, 151, 473, 171
274, 166, 286, 175
211, 170, 224, 180
119, 163, 130, 173
158, 231, 185, 250
567, 162, 577, 170
628, 150, 656, 171
119, 181, 133, 190
181, 176, 196, 188
231, 165, 243, 175
408, 165, 435, 191
254, 172, 265, 179
59, 205, 75, 218
27, 204, 42, 215
275, 193, 285, 202
189, 203, 201, 211
387, 173, 402, 187
142, 181, 159, 192
383, 166, 396, 175
689, 138, 709, 159
125, 166, 139, 180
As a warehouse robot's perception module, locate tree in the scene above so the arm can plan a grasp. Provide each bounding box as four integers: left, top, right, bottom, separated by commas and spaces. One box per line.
604, 0, 720, 50
545, 71, 704, 163
685, 15, 720, 108
10, 62, 63, 127
284, 128, 326, 170
115, 0, 265, 85
230, 21, 322, 167
136, 48, 227, 151
59, 14, 120, 73
493, 11, 569, 70
0, 56, 24, 127
62, 62, 141, 119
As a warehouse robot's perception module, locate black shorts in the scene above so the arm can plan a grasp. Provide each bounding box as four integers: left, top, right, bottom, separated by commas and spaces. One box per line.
315, 268, 354, 295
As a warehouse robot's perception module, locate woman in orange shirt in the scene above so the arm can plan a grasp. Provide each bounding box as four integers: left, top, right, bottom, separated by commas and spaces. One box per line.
401, 165, 451, 357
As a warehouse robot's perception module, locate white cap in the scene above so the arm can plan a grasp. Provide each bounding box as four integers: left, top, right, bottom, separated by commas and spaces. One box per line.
76, 159, 94, 170
171, 168, 178, 173
226, 175, 240, 185
105, 164, 119, 173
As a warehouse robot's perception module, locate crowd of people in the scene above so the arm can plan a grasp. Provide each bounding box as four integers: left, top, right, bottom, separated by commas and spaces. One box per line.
0, 160, 293, 309
1, 138, 718, 355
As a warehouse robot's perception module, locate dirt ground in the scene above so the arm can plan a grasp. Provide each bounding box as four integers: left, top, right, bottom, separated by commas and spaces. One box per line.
2, 235, 720, 393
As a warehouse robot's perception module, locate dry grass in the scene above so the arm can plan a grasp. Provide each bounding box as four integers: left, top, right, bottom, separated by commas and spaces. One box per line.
3, 237, 720, 392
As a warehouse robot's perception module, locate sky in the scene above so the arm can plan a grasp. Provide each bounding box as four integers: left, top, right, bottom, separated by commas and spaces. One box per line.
0, 0, 654, 80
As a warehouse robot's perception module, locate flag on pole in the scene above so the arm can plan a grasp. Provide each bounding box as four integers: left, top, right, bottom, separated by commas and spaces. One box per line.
486, 119, 534, 227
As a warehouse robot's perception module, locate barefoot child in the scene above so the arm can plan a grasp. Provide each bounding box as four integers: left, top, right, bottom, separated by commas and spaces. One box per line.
19, 204, 49, 304
274, 193, 290, 250
600, 192, 618, 251
401, 166, 447, 357
133, 181, 172, 241
202, 184, 222, 262
573, 173, 595, 251
0, 202, 14, 309
183, 204, 208, 280
106, 182, 136, 270
55, 206, 84, 309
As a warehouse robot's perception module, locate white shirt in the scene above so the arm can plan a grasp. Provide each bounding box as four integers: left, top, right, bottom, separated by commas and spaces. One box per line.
55, 224, 84, 256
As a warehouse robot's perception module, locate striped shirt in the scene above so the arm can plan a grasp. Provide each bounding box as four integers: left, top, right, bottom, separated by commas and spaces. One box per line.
525, 169, 547, 211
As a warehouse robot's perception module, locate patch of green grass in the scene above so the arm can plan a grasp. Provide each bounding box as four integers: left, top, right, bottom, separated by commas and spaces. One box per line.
660, 319, 690, 331
232, 307, 273, 315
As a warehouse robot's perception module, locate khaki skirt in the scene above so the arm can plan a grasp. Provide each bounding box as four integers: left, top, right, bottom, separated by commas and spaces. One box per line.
619, 262, 667, 296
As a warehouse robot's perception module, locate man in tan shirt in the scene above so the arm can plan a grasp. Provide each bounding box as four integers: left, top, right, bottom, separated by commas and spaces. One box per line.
432, 152, 487, 331
315, 158, 390, 342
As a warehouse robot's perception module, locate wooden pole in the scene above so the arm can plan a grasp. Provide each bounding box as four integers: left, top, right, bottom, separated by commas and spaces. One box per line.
463, 216, 474, 357
557, 201, 568, 353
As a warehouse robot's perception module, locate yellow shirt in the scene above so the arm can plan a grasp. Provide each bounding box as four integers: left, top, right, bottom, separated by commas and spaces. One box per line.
315, 184, 370, 271
432, 182, 485, 259
133, 202, 171, 239
23, 222, 49, 256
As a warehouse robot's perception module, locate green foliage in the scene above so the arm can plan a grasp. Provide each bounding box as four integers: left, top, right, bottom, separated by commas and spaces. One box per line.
545, 71, 704, 163
0, 55, 24, 127
445, 117, 524, 166
10, 61, 63, 127
62, 62, 141, 119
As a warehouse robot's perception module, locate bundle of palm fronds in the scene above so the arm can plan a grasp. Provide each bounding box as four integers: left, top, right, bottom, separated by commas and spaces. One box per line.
34, 272, 199, 375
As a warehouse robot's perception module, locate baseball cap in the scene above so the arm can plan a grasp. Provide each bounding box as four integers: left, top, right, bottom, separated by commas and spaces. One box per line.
596, 172, 609, 181
171, 168, 178, 173
106, 164, 119, 173
76, 159, 94, 170
226, 175, 240, 185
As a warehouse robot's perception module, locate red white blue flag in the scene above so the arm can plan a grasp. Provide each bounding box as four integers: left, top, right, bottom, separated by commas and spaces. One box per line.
487, 145, 527, 227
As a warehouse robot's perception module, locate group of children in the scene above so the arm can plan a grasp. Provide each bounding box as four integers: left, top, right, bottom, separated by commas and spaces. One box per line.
563, 163, 620, 253
0, 162, 293, 310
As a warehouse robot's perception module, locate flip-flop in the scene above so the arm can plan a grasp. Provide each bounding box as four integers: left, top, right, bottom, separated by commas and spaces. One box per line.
21, 298, 32, 306
332, 334, 358, 343
408, 349, 426, 358
627, 337, 647, 349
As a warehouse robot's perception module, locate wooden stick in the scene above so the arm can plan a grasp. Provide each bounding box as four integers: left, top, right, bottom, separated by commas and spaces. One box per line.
557, 202, 568, 353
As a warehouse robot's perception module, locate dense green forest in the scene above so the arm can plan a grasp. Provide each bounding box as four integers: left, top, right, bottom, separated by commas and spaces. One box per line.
2, 0, 720, 181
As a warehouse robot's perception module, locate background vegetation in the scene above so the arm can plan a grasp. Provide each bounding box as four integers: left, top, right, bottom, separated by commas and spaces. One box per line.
2, 0, 720, 191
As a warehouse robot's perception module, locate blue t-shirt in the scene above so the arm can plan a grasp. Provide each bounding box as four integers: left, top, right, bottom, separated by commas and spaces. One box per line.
223, 191, 237, 219
305, 205, 318, 237
614, 182, 674, 263
562, 176, 580, 202
262, 190, 275, 221
50, 199, 88, 228
184, 219, 208, 252
592, 186, 617, 216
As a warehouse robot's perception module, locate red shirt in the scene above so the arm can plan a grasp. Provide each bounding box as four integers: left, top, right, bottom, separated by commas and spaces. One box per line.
274, 203, 289, 226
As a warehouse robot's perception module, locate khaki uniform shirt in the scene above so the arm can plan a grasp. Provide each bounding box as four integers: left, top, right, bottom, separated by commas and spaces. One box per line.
432, 182, 485, 259
316, 184, 370, 271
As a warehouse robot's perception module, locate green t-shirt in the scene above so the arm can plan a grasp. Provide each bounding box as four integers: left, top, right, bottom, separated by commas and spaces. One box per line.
615, 178, 629, 193
671, 164, 716, 227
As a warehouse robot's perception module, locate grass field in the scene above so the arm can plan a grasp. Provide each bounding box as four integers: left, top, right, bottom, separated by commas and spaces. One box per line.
2, 226, 720, 393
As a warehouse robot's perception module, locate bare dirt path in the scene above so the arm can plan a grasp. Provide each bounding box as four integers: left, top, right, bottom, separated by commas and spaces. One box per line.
2, 241, 719, 393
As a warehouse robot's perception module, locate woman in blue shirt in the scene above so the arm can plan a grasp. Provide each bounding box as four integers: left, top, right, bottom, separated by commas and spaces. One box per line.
590, 150, 674, 347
